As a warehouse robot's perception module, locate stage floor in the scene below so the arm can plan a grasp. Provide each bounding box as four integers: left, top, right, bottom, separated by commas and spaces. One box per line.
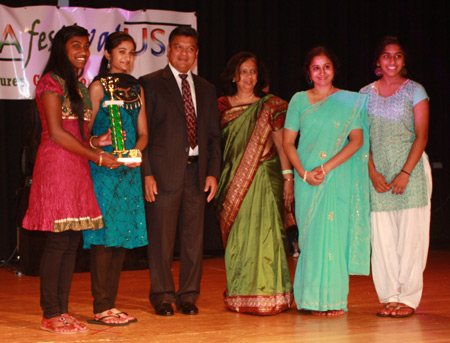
0, 250, 449, 343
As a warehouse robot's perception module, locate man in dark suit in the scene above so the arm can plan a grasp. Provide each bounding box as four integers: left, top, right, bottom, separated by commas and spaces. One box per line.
139, 27, 221, 316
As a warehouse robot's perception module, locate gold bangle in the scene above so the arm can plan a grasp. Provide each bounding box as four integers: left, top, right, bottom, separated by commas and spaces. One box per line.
96, 151, 106, 167
303, 170, 308, 183
89, 135, 99, 149
321, 164, 327, 176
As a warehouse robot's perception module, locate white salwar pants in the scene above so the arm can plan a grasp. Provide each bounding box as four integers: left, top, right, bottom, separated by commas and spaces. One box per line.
371, 153, 432, 309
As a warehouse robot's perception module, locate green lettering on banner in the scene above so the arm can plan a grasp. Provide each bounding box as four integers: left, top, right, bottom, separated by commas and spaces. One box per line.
0, 24, 23, 53
0, 78, 21, 87
38, 32, 47, 50
24, 19, 40, 69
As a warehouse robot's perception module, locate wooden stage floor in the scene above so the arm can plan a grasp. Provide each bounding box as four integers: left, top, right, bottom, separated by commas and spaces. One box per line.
0, 250, 449, 343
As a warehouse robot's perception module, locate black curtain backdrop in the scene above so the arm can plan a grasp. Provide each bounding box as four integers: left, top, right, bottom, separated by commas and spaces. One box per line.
1, 0, 449, 261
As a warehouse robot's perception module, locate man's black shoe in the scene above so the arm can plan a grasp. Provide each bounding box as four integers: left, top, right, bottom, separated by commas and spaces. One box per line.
179, 302, 198, 315
155, 303, 174, 316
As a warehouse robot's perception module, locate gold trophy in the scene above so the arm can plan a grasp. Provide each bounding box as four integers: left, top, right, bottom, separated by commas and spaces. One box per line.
101, 76, 142, 163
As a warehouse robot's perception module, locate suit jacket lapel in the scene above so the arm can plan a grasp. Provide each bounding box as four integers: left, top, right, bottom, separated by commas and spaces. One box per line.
161, 65, 185, 117
193, 74, 203, 121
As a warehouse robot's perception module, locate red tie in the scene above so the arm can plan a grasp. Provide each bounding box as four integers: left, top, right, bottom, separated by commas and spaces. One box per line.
179, 74, 198, 149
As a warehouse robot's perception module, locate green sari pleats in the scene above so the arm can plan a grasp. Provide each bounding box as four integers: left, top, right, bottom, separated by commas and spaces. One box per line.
216, 95, 293, 315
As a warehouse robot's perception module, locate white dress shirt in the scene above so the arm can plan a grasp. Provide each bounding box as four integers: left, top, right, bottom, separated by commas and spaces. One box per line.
169, 63, 199, 156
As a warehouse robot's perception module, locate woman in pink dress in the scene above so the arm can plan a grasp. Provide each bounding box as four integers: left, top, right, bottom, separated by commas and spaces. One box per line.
22, 25, 121, 334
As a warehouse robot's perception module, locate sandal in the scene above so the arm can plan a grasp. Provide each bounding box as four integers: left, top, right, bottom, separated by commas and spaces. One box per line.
40, 316, 78, 334
391, 304, 415, 318
61, 313, 88, 332
87, 310, 130, 326
376, 302, 397, 317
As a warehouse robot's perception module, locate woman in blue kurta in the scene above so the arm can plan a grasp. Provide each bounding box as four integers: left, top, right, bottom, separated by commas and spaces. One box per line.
83, 32, 148, 326
283, 47, 371, 316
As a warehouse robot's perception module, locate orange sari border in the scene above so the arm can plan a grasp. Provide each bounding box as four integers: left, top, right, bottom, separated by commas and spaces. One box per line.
224, 289, 294, 315
219, 96, 288, 246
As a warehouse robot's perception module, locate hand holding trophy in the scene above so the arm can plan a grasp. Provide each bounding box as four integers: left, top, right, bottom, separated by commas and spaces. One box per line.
101, 76, 142, 163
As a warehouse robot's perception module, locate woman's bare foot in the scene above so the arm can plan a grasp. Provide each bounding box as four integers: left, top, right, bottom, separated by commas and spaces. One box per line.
311, 310, 327, 316
326, 310, 345, 316
311, 309, 345, 316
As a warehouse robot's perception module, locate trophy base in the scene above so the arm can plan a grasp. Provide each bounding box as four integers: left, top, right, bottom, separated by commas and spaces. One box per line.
115, 149, 142, 163
103, 99, 124, 107
117, 157, 142, 163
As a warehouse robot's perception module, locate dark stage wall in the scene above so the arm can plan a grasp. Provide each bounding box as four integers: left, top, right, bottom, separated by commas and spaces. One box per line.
1, 0, 449, 262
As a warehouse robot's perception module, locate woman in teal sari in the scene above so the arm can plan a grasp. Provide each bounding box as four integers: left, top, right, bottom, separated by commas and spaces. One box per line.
283, 47, 371, 316
215, 52, 293, 315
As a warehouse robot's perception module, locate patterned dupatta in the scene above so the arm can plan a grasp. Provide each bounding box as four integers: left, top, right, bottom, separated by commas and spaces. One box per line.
216, 95, 288, 246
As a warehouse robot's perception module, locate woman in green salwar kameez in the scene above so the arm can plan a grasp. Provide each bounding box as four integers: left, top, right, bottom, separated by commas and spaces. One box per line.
215, 52, 294, 315
283, 47, 371, 316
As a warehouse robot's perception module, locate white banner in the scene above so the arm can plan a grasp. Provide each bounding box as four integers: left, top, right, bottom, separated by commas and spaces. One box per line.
0, 5, 197, 99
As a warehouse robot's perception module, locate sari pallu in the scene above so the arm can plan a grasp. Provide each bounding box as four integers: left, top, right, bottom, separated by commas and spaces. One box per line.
286, 91, 371, 312
215, 95, 293, 315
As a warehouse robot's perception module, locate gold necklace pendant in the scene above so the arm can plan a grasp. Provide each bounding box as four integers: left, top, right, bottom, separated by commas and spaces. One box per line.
235, 93, 254, 101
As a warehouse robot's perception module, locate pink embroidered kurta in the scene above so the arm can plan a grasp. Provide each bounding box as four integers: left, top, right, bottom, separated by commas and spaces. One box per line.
23, 73, 103, 232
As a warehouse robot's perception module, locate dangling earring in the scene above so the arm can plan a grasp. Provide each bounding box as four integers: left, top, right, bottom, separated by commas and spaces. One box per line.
107, 60, 111, 70
401, 66, 407, 77
308, 77, 313, 86
374, 66, 383, 77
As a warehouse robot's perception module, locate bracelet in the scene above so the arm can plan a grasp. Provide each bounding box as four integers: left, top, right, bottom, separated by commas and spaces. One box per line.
89, 135, 99, 149
282, 169, 293, 175
303, 170, 308, 183
401, 169, 411, 176
284, 178, 293, 182
321, 164, 327, 176
96, 151, 107, 167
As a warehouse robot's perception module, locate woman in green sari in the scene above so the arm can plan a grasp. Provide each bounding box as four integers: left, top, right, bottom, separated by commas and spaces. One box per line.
283, 47, 371, 316
215, 52, 293, 315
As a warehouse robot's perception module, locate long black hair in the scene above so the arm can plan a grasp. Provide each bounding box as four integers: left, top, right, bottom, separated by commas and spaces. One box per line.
42, 25, 90, 140
98, 31, 136, 75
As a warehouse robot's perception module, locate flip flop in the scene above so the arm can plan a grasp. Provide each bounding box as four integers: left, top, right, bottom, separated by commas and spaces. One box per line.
115, 311, 138, 324
391, 305, 415, 318
87, 314, 130, 326
376, 303, 397, 317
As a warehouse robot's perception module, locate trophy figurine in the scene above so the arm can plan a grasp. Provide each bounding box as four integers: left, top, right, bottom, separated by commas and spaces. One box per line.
101, 76, 142, 163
